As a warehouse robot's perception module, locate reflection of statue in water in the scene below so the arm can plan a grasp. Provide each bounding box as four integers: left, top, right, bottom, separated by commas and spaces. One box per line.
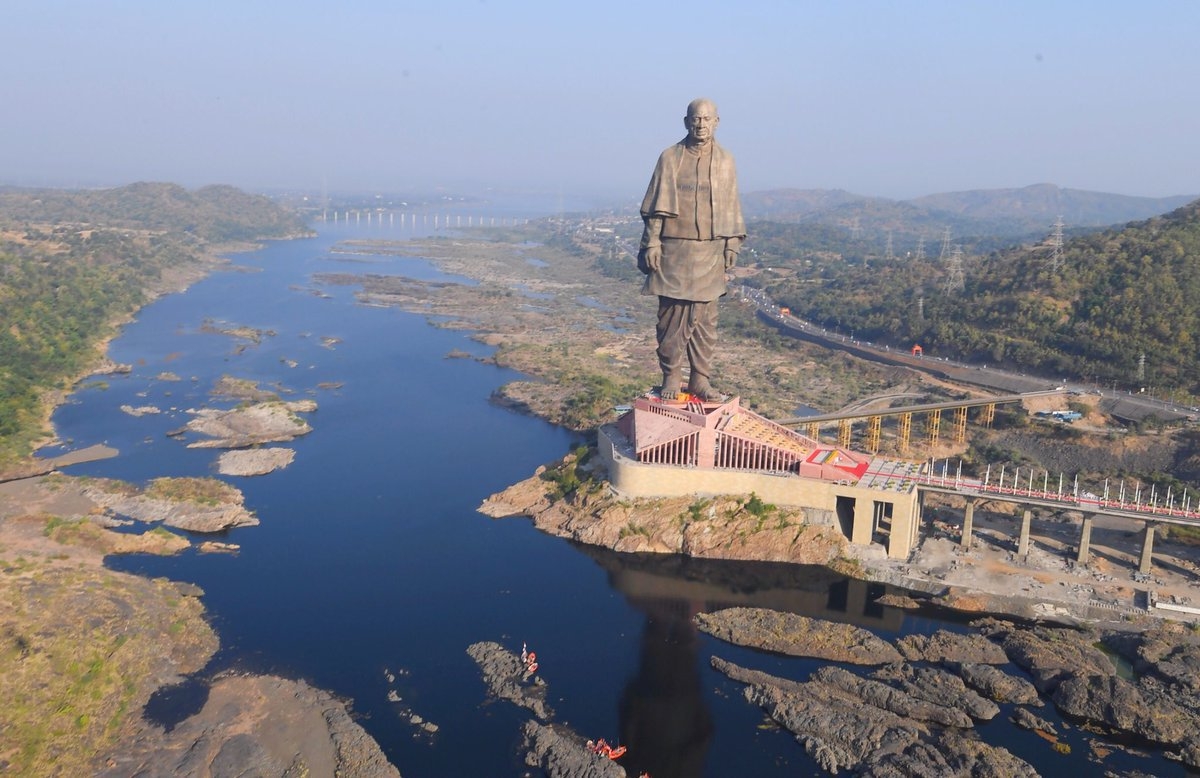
638, 97, 746, 401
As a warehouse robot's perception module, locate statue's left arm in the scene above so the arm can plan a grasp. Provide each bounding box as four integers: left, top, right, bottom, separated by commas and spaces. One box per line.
713, 145, 746, 269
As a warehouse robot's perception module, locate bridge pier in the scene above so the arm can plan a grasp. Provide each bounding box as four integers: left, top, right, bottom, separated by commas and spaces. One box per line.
961, 498, 976, 550
1139, 523, 1157, 575
1017, 508, 1032, 557
1077, 514, 1094, 566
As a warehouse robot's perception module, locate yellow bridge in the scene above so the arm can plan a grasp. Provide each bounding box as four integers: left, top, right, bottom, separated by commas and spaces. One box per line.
775, 390, 1065, 454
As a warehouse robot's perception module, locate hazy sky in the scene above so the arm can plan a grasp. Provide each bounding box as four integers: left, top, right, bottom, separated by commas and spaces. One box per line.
5, 1, 1197, 202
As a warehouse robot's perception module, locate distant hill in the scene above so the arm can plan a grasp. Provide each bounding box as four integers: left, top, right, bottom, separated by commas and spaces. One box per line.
0, 182, 309, 242
909, 183, 1195, 231
743, 184, 1197, 244
762, 197, 1200, 392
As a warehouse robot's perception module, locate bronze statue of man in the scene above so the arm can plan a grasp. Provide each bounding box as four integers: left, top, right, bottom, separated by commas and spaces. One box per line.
638, 97, 746, 401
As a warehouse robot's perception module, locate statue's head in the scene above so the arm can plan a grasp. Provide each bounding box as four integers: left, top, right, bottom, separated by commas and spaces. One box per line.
684, 98, 719, 145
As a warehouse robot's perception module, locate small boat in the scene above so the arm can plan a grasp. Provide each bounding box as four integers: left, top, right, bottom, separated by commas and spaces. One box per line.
587, 738, 626, 760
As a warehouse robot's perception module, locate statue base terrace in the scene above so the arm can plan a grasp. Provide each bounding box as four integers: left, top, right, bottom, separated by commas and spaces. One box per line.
598, 392, 925, 560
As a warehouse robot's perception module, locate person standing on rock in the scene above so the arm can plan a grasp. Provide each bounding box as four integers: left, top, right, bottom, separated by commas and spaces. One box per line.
638, 97, 746, 401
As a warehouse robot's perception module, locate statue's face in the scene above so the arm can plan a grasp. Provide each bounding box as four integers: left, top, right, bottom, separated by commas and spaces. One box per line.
684, 103, 718, 144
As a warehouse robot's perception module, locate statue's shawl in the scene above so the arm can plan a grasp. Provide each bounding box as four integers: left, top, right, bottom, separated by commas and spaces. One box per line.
640, 138, 746, 239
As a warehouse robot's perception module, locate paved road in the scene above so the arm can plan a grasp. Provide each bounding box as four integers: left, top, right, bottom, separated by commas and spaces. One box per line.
738, 286, 1193, 425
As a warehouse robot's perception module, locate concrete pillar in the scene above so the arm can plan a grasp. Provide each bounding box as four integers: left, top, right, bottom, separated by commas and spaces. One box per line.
851, 499, 873, 546
961, 498, 976, 550
1017, 508, 1032, 557
887, 498, 918, 560
1076, 514, 1094, 566
1139, 523, 1156, 575
696, 428, 716, 468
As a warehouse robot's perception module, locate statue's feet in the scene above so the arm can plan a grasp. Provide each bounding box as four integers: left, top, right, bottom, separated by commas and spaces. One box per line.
687, 382, 726, 402
659, 372, 683, 400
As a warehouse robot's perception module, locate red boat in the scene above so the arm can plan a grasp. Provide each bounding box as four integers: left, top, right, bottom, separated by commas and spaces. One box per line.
587, 739, 626, 759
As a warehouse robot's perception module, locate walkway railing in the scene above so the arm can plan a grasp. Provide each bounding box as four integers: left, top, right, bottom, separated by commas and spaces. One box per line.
908, 460, 1200, 524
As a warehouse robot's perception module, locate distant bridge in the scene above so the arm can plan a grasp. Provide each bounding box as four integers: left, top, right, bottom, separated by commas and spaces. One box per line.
320, 210, 529, 229
776, 390, 1064, 454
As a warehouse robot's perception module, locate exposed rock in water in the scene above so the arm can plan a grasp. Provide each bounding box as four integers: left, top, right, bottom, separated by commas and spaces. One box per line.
1104, 622, 1200, 694
520, 721, 625, 778
1051, 674, 1197, 746
953, 661, 1042, 706
99, 674, 400, 778
211, 375, 280, 402
695, 607, 903, 665
813, 666, 974, 728
869, 663, 1000, 722
83, 478, 258, 533
861, 729, 1038, 777
1011, 706, 1058, 736
895, 629, 1009, 664
185, 401, 313, 449
120, 404, 162, 417
197, 541, 240, 554
711, 647, 1033, 775
742, 669, 927, 773
711, 656, 807, 693
977, 619, 1115, 693
466, 641, 553, 721
217, 447, 296, 476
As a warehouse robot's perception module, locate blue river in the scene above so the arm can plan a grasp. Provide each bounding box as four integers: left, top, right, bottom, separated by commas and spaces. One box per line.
40, 211, 1181, 777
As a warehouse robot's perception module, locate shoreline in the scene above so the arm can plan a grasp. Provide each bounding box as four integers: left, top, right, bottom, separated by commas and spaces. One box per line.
0, 228, 400, 775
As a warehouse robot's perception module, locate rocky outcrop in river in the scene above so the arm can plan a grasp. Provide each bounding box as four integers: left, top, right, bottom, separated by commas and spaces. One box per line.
710, 655, 1038, 775
521, 721, 626, 778
83, 477, 258, 533
466, 641, 553, 721
217, 447, 296, 476
695, 607, 903, 664
698, 607, 1200, 774
467, 641, 630, 777
185, 401, 313, 448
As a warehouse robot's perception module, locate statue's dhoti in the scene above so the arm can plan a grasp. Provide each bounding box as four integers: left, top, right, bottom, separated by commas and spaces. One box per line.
644, 237, 726, 398
656, 297, 718, 396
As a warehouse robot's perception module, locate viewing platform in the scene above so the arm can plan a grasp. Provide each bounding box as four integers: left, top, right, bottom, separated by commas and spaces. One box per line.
600, 394, 924, 559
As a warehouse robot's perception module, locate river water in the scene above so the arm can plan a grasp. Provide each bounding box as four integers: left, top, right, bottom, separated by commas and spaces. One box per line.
40, 211, 1180, 777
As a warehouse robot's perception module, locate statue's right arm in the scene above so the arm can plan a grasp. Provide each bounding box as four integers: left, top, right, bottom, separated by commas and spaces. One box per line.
641, 217, 663, 271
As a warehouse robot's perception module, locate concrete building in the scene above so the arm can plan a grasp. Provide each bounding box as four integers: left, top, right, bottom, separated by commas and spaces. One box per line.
598, 395, 924, 559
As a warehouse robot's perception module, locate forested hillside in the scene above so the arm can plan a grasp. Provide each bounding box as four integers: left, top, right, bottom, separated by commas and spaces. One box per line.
0, 182, 308, 242
0, 184, 307, 460
759, 198, 1200, 392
